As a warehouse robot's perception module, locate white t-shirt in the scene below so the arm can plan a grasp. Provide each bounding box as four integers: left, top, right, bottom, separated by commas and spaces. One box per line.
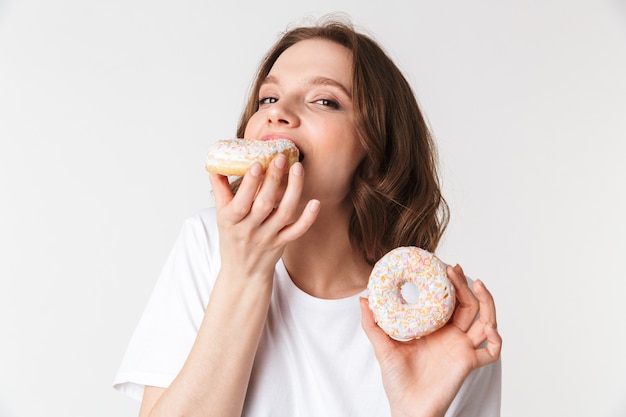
114, 208, 501, 416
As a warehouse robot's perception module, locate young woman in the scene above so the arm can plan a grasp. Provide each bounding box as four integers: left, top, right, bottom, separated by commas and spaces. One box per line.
114, 19, 502, 417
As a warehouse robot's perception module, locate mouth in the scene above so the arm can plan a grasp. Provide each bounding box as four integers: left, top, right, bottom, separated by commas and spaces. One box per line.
260, 134, 304, 163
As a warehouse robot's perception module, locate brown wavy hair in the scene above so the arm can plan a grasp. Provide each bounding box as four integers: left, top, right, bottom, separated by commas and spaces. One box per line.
236, 18, 449, 265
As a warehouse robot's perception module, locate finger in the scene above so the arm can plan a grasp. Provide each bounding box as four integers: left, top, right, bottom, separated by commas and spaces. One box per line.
359, 297, 396, 359
448, 264, 479, 332
217, 163, 264, 223
248, 155, 289, 223
277, 199, 320, 242
473, 279, 498, 329
466, 280, 498, 348
268, 162, 305, 226
473, 321, 502, 368
209, 173, 234, 210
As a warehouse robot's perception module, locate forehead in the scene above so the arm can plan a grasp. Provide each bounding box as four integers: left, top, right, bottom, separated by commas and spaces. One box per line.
268, 38, 353, 89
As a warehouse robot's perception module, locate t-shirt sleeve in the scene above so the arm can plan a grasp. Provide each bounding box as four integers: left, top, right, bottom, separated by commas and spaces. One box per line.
113, 209, 220, 401
446, 359, 502, 417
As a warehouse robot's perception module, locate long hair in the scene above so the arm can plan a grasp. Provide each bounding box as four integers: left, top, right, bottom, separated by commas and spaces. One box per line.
236, 18, 449, 264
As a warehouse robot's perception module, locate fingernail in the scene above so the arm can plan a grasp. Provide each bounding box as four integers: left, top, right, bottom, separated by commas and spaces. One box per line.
308, 199, 320, 213
249, 163, 262, 176
274, 154, 286, 169
291, 162, 303, 176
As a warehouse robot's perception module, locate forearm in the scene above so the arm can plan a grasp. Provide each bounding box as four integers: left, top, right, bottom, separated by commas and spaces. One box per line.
146, 271, 273, 417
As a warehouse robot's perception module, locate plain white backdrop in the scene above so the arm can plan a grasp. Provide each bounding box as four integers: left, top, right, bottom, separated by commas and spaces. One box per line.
1, 0, 625, 416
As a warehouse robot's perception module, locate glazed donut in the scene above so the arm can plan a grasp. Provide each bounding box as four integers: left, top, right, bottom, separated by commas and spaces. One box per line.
367, 247, 456, 341
205, 138, 300, 176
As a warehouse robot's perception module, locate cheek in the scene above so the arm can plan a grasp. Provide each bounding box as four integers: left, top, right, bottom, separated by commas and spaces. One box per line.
243, 113, 261, 138
346, 139, 367, 171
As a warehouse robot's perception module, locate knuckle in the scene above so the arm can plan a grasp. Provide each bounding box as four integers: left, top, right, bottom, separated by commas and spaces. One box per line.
273, 206, 295, 223
230, 203, 249, 219
254, 195, 275, 213
266, 166, 286, 184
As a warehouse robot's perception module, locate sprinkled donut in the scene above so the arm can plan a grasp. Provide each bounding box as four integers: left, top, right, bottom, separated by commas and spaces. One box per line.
367, 247, 456, 341
205, 138, 300, 176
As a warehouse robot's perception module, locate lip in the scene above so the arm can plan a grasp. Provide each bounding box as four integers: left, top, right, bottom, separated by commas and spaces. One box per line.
260, 133, 304, 162
260, 133, 295, 142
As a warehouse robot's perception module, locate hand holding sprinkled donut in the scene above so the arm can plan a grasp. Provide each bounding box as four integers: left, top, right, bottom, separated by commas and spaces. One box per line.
360, 262, 502, 417
209, 150, 320, 282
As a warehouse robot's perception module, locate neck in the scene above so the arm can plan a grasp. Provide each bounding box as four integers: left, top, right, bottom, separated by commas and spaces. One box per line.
282, 203, 372, 299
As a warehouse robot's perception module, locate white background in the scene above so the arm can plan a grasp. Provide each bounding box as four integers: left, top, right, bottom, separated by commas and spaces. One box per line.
1, 1, 625, 416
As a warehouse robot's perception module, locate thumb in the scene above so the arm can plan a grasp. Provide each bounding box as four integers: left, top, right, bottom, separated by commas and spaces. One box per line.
209, 173, 235, 209
359, 297, 395, 356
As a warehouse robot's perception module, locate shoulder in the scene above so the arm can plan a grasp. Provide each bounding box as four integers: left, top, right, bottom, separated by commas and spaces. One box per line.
183, 207, 218, 232
177, 207, 219, 249
162, 207, 221, 279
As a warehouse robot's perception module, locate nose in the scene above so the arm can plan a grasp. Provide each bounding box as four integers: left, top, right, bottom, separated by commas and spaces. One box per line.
267, 100, 300, 127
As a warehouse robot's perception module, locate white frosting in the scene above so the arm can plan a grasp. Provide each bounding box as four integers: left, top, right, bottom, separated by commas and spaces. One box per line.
207, 138, 298, 163
367, 247, 456, 341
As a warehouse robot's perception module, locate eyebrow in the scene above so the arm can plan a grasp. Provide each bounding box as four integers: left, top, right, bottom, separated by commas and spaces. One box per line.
262, 75, 352, 99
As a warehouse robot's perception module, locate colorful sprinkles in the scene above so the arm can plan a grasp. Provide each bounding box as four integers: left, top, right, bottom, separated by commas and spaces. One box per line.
367, 247, 456, 341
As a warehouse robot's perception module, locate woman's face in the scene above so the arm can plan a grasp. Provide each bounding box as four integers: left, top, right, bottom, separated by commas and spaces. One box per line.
244, 38, 366, 208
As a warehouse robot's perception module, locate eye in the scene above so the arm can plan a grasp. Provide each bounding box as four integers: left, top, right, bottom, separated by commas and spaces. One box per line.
258, 97, 278, 106
315, 98, 340, 109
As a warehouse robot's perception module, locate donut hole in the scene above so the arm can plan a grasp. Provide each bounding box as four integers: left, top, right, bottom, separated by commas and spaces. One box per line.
400, 281, 421, 304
